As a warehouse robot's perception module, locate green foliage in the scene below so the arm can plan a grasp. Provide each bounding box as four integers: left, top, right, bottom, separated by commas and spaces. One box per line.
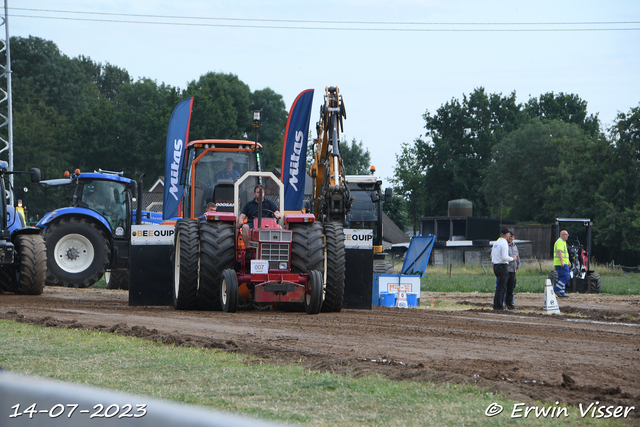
2, 36, 288, 218
341, 138, 371, 175
250, 88, 287, 173
382, 193, 408, 232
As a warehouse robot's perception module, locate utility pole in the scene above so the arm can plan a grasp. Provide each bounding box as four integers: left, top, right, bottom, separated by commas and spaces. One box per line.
0, 0, 13, 204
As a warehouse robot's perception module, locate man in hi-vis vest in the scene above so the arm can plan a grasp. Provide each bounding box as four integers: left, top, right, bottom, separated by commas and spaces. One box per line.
554, 230, 570, 297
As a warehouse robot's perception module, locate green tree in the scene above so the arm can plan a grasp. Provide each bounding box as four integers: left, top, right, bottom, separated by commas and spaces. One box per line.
523, 92, 600, 136
183, 72, 252, 141
391, 142, 427, 233
250, 88, 287, 173
383, 193, 408, 233
482, 119, 606, 223
416, 88, 522, 217
341, 138, 371, 175
591, 104, 640, 264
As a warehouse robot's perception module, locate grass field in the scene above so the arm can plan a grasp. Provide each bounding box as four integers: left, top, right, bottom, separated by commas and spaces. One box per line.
0, 320, 627, 427
412, 261, 640, 295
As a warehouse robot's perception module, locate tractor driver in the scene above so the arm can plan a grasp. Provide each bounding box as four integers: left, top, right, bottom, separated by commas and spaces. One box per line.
237, 184, 281, 244
216, 157, 241, 182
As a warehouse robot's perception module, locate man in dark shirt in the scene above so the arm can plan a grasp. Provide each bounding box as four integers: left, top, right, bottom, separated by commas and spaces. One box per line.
216, 158, 241, 182
237, 184, 281, 243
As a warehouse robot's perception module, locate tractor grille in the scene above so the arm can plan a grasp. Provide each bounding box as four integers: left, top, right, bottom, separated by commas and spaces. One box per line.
260, 243, 290, 270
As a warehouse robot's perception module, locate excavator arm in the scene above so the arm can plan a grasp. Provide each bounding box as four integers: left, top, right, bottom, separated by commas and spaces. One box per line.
309, 86, 352, 224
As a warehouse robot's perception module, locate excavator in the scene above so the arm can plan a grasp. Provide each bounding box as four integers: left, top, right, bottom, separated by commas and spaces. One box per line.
309, 86, 353, 224
305, 86, 353, 311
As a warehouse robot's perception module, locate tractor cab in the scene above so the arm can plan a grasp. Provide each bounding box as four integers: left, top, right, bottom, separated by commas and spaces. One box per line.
182, 140, 263, 218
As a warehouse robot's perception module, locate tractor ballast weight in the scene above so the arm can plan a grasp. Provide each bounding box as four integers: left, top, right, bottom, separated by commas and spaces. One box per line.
548, 218, 601, 293
37, 169, 161, 289
173, 171, 324, 314
0, 161, 47, 295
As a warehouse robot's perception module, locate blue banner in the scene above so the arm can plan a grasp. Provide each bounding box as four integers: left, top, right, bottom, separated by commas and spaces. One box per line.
281, 89, 314, 211
163, 97, 193, 220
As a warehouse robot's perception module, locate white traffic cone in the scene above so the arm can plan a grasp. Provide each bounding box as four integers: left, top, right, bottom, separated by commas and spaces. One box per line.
543, 279, 561, 315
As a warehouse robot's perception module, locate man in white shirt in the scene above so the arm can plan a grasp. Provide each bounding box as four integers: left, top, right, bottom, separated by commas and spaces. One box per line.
491, 228, 517, 310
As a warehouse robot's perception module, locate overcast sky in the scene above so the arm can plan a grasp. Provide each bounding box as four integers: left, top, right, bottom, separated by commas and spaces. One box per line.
9, 1, 640, 188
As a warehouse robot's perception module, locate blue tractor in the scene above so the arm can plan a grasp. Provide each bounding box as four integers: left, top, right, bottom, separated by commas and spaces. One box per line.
0, 161, 47, 295
37, 169, 162, 290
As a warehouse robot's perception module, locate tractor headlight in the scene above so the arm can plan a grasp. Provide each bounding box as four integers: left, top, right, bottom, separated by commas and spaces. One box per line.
279, 262, 287, 270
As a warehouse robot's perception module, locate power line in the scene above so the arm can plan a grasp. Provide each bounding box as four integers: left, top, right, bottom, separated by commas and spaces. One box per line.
9, 7, 640, 31
9, 13, 640, 32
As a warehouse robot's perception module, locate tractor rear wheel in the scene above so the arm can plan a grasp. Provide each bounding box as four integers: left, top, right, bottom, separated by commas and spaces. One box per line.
173, 219, 199, 310
305, 270, 323, 315
290, 222, 325, 273
322, 222, 346, 312
289, 222, 325, 312
42, 217, 110, 288
0, 270, 11, 292
589, 273, 602, 293
14, 235, 47, 295
198, 221, 235, 311
221, 269, 239, 313
104, 270, 130, 290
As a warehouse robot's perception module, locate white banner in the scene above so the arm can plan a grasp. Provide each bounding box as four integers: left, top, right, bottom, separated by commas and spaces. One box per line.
131, 224, 175, 246
343, 228, 373, 249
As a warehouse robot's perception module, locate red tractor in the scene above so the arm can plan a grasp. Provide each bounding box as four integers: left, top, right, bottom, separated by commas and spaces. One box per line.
172, 140, 327, 314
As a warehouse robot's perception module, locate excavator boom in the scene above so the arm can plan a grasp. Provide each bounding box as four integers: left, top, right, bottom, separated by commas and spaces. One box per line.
309, 86, 352, 224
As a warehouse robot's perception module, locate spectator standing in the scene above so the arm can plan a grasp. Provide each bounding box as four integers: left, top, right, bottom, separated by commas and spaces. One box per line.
554, 230, 570, 297
491, 228, 517, 310
506, 232, 520, 309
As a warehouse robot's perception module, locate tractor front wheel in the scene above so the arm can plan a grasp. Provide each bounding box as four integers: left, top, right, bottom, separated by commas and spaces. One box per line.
305, 270, 323, 315
42, 218, 110, 288
221, 269, 239, 313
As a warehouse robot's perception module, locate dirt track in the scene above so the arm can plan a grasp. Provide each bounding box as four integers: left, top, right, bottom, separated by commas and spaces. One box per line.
2, 287, 639, 419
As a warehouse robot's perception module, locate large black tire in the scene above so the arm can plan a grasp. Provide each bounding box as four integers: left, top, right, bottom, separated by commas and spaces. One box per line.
42, 217, 110, 288
322, 222, 346, 313
0, 270, 11, 293
373, 259, 394, 275
288, 222, 325, 312
173, 219, 199, 310
290, 222, 325, 273
305, 270, 323, 315
589, 272, 602, 293
198, 221, 236, 311
14, 235, 47, 295
220, 269, 239, 313
104, 270, 130, 290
